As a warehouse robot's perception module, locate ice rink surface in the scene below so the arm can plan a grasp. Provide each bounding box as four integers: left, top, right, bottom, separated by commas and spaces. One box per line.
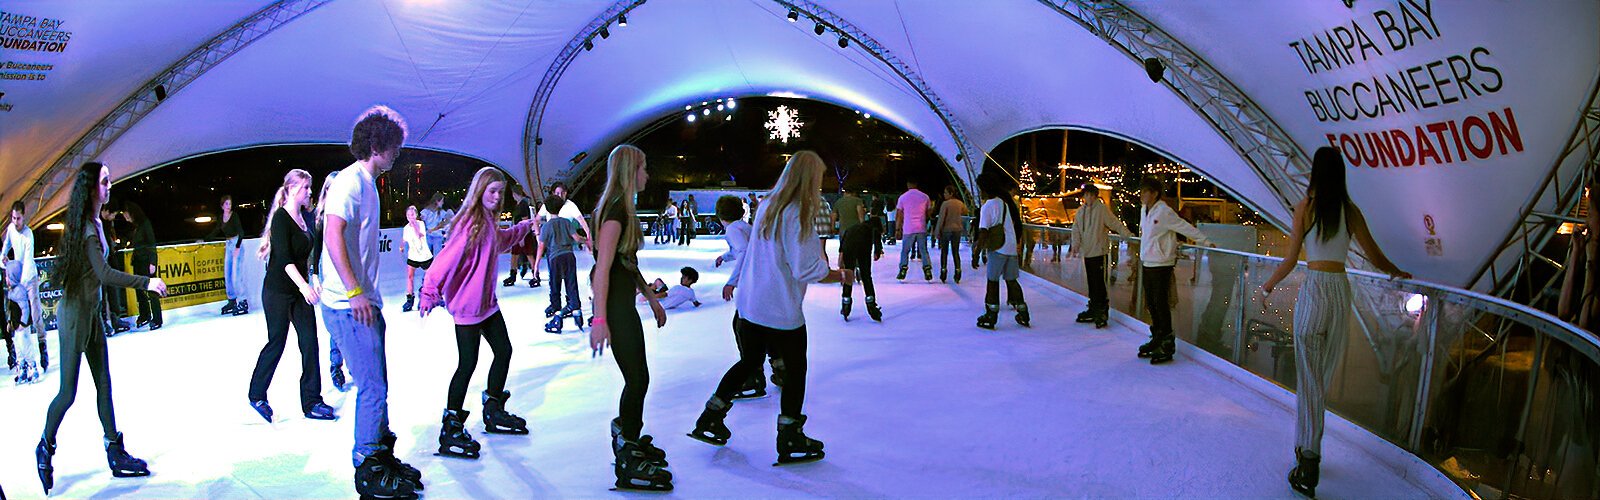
0, 238, 1463, 499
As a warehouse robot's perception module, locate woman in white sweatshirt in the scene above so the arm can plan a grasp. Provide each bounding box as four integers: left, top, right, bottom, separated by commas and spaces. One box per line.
689, 150, 839, 465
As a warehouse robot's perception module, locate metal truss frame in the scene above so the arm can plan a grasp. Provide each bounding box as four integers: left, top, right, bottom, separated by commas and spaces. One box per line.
19, 0, 331, 216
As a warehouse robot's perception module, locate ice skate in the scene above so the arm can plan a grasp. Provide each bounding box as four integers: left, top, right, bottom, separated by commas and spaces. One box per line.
378, 431, 423, 490
566, 308, 584, 331
400, 294, 414, 313
611, 418, 668, 467
305, 402, 338, 421
940, 268, 947, 283
977, 304, 999, 330
1013, 302, 1031, 328
774, 415, 825, 465
529, 274, 541, 288
250, 400, 274, 423
1289, 447, 1320, 498
220, 299, 237, 316
866, 296, 883, 322
955, 268, 963, 283
1094, 310, 1109, 329
36, 438, 54, 495
436, 409, 482, 459
896, 267, 907, 280
840, 296, 852, 321
1149, 338, 1176, 365
1137, 337, 1156, 358
688, 397, 732, 445
105, 433, 150, 478
613, 440, 673, 491
501, 275, 516, 287
732, 375, 767, 401
544, 315, 564, 334
481, 390, 529, 434
234, 299, 250, 316
923, 266, 933, 282
544, 303, 560, 318
354, 454, 417, 499
1075, 310, 1095, 323
331, 365, 350, 392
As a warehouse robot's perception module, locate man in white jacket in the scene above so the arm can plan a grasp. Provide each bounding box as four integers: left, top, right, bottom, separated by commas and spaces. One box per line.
1134, 177, 1212, 365
1069, 184, 1131, 328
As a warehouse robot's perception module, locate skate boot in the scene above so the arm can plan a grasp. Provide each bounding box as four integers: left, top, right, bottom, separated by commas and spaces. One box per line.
502, 275, 516, 287
481, 390, 529, 434
37, 438, 54, 494
775, 414, 825, 464
220, 299, 237, 316
569, 308, 585, 331
1013, 302, 1031, 328
376, 430, 423, 491
250, 400, 274, 423
354, 454, 418, 499
954, 268, 962, 284
687, 397, 732, 445
39, 337, 47, 370
401, 294, 414, 313
544, 315, 564, 334
611, 418, 668, 467
940, 268, 947, 283
544, 303, 561, 318
732, 374, 768, 400
305, 402, 337, 421
770, 358, 787, 388
866, 296, 883, 322
437, 409, 482, 459
613, 439, 673, 491
1289, 447, 1320, 498
977, 304, 999, 330
840, 296, 852, 321
529, 274, 541, 288
234, 299, 250, 316
923, 266, 933, 282
6, 337, 16, 370
331, 365, 349, 392
1076, 310, 1096, 323
1150, 337, 1176, 365
105, 433, 150, 478
897, 267, 907, 280
1094, 310, 1109, 329
1137, 338, 1156, 358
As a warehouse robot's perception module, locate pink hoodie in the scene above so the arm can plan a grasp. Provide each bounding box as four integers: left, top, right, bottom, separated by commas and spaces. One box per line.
420, 219, 534, 324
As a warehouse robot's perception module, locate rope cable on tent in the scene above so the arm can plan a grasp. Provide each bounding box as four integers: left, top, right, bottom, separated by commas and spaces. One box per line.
438, 0, 539, 114
892, 0, 925, 75
378, 0, 442, 117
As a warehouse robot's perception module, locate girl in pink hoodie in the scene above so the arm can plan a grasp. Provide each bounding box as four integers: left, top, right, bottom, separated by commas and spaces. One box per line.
419, 167, 535, 459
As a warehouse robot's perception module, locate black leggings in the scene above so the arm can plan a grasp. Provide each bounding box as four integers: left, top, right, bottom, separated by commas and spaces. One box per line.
715, 316, 808, 417
134, 261, 162, 324
43, 331, 118, 442
249, 289, 324, 411
985, 279, 1026, 306
448, 311, 512, 410
609, 298, 649, 440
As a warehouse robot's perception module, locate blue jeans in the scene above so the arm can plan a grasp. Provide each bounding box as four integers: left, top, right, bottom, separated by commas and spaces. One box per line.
427, 234, 444, 256
899, 232, 931, 270
321, 305, 390, 465
224, 238, 243, 300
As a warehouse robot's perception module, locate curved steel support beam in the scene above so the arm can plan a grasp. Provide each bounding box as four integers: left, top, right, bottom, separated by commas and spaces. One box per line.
520, 0, 648, 194
1037, 0, 1305, 228
17, 0, 331, 217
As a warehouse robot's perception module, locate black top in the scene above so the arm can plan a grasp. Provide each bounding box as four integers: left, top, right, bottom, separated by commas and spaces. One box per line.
264, 207, 313, 293
600, 205, 642, 307
840, 216, 884, 256
126, 202, 157, 263
206, 214, 245, 248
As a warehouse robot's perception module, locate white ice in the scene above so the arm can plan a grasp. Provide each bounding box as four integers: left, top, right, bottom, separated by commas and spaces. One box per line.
0, 238, 1463, 499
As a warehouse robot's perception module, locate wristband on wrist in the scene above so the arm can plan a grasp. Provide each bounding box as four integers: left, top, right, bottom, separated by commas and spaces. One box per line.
592, 317, 608, 326
345, 286, 364, 299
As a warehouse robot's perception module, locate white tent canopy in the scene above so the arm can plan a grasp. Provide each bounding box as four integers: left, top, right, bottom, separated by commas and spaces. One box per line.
2, 0, 1596, 288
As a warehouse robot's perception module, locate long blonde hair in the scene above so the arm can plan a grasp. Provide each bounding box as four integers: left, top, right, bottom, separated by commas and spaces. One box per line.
450, 167, 505, 251
592, 144, 645, 257
757, 150, 825, 240
257, 169, 313, 260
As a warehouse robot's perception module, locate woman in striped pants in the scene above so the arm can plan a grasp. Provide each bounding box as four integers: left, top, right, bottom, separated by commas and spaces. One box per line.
1259, 147, 1410, 498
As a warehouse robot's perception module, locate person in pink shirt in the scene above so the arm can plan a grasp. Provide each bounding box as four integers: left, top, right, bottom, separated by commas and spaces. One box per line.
419, 167, 536, 460
895, 180, 934, 281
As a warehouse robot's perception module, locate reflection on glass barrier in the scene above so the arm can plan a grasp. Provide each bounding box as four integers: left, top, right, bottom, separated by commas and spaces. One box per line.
1018, 223, 1600, 499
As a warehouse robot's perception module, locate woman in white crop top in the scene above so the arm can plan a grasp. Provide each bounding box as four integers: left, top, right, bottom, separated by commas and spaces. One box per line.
401, 205, 434, 313
1258, 147, 1410, 497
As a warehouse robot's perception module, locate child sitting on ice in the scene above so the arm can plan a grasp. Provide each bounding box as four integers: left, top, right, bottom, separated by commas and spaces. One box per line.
642, 267, 702, 309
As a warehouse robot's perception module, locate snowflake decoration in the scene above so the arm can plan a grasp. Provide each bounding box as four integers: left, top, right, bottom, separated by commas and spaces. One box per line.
765, 105, 804, 144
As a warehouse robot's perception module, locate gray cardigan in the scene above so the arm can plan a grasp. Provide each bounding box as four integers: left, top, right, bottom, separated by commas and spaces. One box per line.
59, 223, 149, 351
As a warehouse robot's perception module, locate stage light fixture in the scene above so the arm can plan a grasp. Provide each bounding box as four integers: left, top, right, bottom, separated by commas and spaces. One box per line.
863, 112, 870, 119
717, 104, 725, 111
154, 84, 168, 102
788, 10, 799, 22
727, 99, 736, 109
599, 26, 610, 39
584, 40, 594, 51
814, 22, 826, 35
687, 113, 696, 122
838, 36, 849, 48
703, 109, 711, 116
685, 105, 692, 110
618, 14, 628, 26
1143, 57, 1164, 83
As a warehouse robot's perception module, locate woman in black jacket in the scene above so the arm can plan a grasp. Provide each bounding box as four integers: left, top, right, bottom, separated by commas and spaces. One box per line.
36, 161, 168, 495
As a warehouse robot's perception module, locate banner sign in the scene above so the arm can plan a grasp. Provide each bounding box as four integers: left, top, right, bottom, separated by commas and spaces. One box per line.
122, 242, 230, 316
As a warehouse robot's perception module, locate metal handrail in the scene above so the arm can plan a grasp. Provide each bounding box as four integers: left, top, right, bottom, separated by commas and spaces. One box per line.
1020, 221, 1600, 364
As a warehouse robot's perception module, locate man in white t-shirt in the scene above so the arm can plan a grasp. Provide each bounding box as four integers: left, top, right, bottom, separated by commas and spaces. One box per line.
975, 170, 1029, 330
320, 105, 423, 498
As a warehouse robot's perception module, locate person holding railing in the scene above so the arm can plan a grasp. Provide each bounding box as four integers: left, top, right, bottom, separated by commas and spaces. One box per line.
1134, 176, 1213, 364
1068, 183, 1131, 329
207, 194, 248, 317
1258, 147, 1409, 498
